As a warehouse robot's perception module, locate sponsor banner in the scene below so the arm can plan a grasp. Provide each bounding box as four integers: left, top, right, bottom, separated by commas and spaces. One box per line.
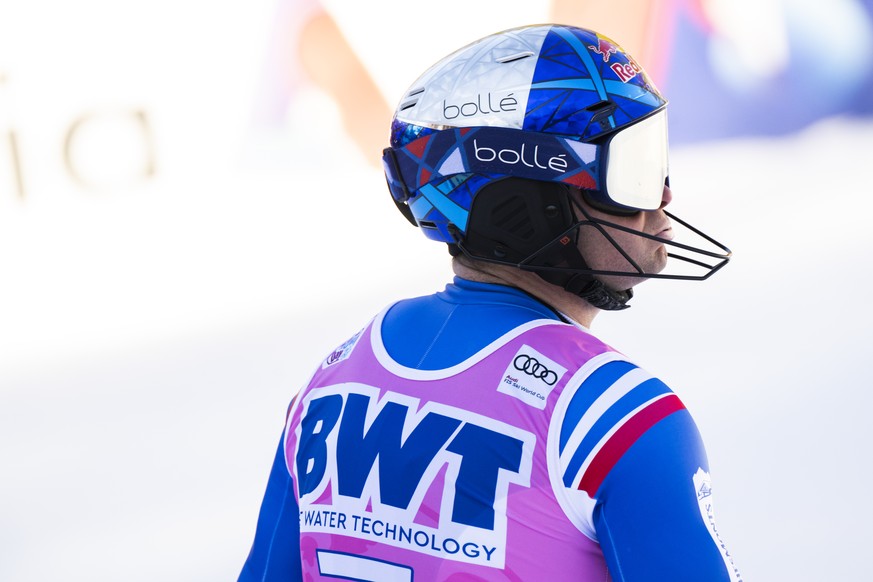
291, 384, 536, 569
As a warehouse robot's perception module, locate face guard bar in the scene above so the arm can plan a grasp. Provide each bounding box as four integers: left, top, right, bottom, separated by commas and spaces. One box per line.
456, 199, 732, 283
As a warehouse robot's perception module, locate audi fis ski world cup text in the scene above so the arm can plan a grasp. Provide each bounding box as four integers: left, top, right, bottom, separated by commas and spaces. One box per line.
497, 345, 567, 410
514, 354, 559, 386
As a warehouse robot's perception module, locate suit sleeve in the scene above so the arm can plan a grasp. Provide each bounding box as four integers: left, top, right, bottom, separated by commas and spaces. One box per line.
553, 358, 741, 581
593, 408, 742, 581
238, 430, 302, 582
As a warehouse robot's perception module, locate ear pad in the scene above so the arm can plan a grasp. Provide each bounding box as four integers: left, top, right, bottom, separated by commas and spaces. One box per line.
461, 178, 576, 264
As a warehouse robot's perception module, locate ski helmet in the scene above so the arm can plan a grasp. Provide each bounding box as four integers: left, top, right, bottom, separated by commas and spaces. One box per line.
382, 24, 730, 309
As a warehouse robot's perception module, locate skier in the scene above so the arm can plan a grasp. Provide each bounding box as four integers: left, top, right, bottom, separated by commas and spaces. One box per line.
240, 24, 740, 581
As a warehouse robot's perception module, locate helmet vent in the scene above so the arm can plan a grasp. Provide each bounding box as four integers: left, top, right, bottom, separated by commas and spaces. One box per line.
586, 100, 614, 112
497, 51, 534, 64
493, 197, 535, 239
400, 87, 426, 111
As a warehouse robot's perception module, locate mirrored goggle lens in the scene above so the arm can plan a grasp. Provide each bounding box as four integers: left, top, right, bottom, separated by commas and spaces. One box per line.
604, 109, 669, 211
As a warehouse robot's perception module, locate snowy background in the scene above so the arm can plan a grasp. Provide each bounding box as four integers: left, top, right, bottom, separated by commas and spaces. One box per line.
1, 1, 871, 580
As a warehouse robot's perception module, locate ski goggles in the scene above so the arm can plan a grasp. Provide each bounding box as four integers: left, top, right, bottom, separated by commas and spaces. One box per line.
586, 109, 669, 214
383, 108, 670, 215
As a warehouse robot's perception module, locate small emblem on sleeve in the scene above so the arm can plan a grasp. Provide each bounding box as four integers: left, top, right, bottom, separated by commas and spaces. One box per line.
693, 469, 744, 581
497, 345, 567, 409
323, 329, 364, 369
697, 478, 713, 500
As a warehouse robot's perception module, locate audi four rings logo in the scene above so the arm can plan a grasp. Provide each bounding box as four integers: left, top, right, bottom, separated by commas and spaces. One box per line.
513, 354, 559, 386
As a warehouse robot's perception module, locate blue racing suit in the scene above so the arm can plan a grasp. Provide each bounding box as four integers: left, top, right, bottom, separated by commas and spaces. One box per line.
239, 277, 741, 581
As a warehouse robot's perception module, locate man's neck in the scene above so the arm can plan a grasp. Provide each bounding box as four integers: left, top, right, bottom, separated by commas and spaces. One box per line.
452, 256, 601, 328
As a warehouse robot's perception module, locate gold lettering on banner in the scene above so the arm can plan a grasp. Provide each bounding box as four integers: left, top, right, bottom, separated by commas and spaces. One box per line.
1, 73, 26, 200
2, 72, 158, 201
64, 109, 156, 189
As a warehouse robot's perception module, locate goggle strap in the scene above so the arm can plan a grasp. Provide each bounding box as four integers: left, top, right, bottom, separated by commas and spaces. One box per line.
385, 127, 603, 197
382, 147, 418, 226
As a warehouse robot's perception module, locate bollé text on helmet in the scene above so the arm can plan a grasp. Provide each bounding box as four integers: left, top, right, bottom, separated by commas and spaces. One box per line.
443, 92, 518, 120
473, 139, 568, 173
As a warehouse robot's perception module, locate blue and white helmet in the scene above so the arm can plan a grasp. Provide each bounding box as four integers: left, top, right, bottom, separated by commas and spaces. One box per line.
382, 24, 729, 309
383, 24, 667, 239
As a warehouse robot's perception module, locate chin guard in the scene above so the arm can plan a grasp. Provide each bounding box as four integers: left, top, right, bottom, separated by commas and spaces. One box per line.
451, 178, 731, 311
553, 273, 633, 311
453, 178, 637, 310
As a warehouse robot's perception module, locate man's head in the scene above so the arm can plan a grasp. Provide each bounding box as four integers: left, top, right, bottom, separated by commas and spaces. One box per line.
382, 24, 729, 310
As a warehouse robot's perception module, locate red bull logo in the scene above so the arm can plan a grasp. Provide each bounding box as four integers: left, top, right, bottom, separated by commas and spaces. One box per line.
588, 37, 621, 63
612, 57, 644, 83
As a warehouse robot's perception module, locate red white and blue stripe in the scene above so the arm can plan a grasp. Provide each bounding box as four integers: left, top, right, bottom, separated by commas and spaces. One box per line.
559, 359, 686, 497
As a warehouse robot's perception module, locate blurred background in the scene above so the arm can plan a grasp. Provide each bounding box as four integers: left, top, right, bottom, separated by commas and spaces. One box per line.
1, 0, 871, 580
